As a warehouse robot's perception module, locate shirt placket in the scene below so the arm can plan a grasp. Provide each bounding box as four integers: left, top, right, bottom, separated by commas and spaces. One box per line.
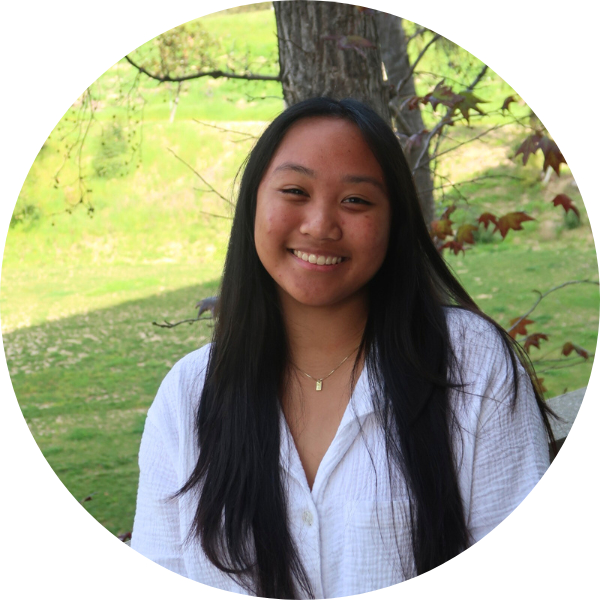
278, 369, 374, 598
279, 420, 325, 598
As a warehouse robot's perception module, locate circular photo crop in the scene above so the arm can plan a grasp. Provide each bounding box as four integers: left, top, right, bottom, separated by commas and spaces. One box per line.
2, 2, 597, 598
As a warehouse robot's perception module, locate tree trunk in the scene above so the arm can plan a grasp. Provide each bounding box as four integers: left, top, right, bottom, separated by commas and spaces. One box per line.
274, 1, 390, 123
375, 12, 435, 225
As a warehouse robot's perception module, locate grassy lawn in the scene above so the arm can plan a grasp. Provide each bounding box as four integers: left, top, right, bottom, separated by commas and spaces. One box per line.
2, 7, 598, 539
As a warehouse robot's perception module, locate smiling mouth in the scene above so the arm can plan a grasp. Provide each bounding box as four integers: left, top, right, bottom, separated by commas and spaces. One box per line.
290, 249, 347, 265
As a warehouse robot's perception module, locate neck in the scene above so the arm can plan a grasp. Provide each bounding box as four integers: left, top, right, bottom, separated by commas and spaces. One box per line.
279, 291, 368, 374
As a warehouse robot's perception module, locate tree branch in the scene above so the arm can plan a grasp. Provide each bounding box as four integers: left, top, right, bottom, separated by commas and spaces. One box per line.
152, 316, 213, 329
535, 358, 593, 375
432, 173, 469, 204
423, 173, 524, 194
166, 148, 234, 208
193, 119, 257, 142
418, 121, 511, 171
508, 280, 600, 336
395, 33, 441, 94
411, 63, 491, 176
405, 26, 427, 45
411, 113, 451, 175
533, 356, 594, 365
197, 209, 232, 220
466, 63, 489, 93
388, 102, 413, 136
124, 54, 280, 83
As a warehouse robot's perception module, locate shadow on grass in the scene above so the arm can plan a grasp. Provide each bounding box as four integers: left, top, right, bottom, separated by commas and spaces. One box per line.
3, 278, 220, 537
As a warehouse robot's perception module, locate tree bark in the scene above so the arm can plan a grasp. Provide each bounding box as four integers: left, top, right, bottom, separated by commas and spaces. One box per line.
375, 12, 435, 225
274, 1, 390, 123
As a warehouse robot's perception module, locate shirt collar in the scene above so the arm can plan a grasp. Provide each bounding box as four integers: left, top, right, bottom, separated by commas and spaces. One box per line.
338, 363, 375, 429
278, 363, 376, 476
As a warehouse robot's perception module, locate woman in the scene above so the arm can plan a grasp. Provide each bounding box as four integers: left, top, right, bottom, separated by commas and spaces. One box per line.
131, 97, 554, 598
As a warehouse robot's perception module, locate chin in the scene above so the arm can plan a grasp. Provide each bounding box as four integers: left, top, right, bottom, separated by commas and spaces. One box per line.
279, 286, 367, 310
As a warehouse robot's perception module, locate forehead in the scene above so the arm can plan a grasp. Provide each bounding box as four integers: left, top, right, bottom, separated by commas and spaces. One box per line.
264, 117, 384, 179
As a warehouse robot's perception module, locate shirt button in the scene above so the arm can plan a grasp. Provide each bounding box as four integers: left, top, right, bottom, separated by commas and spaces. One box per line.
302, 510, 314, 526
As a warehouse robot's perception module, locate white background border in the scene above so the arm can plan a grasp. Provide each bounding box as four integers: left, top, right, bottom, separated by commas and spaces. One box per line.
1, 1, 598, 598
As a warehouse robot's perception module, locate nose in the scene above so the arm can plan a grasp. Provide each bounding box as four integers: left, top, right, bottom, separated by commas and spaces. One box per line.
299, 199, 342, 241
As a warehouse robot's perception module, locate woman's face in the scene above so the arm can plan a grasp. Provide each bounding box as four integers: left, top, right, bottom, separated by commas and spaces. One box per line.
254, 117, 391, 310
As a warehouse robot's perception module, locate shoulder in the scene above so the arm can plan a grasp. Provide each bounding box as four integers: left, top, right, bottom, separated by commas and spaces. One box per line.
443, 306, 509, 367
145, 343, 213, 431
442, 307, 525, 403
444, 306, 503, 344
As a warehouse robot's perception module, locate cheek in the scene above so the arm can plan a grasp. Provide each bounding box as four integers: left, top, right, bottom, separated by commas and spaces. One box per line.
256, 204, 295, 240
355, 217, 391, 255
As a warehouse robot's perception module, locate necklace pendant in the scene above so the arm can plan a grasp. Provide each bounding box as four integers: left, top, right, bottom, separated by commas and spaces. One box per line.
315, 380, 323, 391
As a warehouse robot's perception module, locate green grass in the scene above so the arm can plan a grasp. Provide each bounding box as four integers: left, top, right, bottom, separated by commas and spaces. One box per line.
2, 7, 598, 539
5, 279, 218, 535
446, 245, 598, 395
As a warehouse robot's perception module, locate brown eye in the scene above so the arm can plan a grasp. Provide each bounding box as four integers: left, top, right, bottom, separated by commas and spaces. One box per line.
342, 197, 371, 205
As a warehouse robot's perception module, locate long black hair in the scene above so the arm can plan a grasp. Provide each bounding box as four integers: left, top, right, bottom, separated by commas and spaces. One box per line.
177, 97, 555, 598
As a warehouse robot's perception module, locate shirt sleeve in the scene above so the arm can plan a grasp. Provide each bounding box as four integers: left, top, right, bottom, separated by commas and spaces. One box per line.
464, 340, 550, 543
130, 361, 190, 577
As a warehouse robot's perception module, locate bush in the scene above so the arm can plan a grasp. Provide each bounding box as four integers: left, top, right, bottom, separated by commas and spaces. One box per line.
93, 124, 128, 179
10, 203, 40, 228
563, 209, 581, 230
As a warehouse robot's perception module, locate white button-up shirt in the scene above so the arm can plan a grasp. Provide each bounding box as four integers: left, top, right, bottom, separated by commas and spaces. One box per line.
131, 309, 550, 598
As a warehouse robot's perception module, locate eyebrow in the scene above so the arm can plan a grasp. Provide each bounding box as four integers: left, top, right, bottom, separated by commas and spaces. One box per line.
341, 174, 386, 193
272, 162, 316, 177
272, 162, 386, 192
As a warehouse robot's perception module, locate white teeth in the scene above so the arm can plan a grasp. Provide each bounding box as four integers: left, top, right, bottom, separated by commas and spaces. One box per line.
292, 250, 344, 265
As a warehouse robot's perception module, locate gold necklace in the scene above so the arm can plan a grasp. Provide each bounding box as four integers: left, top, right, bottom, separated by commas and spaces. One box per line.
292, 346, 360, 391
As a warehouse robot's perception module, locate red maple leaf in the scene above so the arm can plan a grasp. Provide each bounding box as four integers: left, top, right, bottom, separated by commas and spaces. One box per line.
456, 224, 478, 245
430, 218, 454, 240
402, 96, 422, 111
562, 342, 590, 359
441, 205, 457, 220
523, 332, 549, 353
423, 81, 464, 112
493, 212, 535, 239
514, 133, 543, 165
501, 95, 516, 112
440, 240, 465, 255
508, 316, 535, 338
538, 137, 567, 175
551, 194, 580, 219
478, 212, 498, 230
454, 90, 487, 123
